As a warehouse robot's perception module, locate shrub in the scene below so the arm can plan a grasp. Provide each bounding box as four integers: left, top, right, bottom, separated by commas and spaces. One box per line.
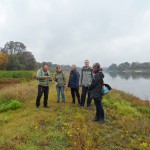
0, 100, 22, 112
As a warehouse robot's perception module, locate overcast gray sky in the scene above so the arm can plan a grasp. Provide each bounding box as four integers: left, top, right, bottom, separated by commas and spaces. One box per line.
0, 0, 150, 67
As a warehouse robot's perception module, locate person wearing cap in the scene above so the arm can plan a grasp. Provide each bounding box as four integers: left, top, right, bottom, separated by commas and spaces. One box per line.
80, 60, 93, 107
36, 63, 52, 108
88, 63, 105, 123
54, 65, 66, 103
68, 65, 80, 105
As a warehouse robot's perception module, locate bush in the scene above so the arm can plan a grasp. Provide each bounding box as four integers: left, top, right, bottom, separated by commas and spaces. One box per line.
0, 100, 22, 112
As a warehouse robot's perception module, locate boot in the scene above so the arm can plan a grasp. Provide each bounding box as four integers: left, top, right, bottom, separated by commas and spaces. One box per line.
93, 116, 99, 122
98, 118, 105, 124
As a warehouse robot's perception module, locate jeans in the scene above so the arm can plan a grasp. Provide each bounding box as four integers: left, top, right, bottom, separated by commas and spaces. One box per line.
71, 88, 80, 104
56, 86, 66, 102
80, 86, 91, 106
93, 96, 104, 119
36, 85, 49, 107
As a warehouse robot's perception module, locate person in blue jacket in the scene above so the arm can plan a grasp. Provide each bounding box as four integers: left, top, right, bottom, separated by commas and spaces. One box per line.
68, 65, 81, 105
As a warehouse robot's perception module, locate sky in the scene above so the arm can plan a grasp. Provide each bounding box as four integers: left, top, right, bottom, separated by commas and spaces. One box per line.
0, 0, 150, 67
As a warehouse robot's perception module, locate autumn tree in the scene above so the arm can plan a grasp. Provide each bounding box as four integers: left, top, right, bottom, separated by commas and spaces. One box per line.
0, 52, 8, 70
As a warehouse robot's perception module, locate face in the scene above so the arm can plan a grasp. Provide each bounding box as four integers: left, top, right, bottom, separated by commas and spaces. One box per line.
71, 65, 75, 71
92, 67, 97, 73
56, 66, 62, 73
43, 65, 49, 71
84, 60, 89, 67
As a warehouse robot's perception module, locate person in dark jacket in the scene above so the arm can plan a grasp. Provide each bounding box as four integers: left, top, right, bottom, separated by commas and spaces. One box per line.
68, 65, 80, 105
88, 63, 105, 123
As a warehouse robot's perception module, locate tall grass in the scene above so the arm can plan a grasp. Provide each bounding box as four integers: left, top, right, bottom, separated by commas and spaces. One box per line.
0, 78, 150, 149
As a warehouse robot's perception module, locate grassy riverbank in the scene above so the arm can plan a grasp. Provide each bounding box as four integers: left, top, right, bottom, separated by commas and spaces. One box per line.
0, 79, 150, 150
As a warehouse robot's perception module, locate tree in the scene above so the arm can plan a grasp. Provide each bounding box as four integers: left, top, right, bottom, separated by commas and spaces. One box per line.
0, 53, 8, 70
18, 51, 36, 70
108, 64, 118, 71
6, 54, 20, 70
1, 41, 26, 54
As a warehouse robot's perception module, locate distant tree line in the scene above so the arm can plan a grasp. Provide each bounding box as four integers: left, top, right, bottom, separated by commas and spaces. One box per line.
0, 41, 73, 71
108, 62, 150, 71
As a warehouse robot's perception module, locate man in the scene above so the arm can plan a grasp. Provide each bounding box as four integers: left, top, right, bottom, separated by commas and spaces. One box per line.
88, 63, 105, 123
80, 60, 93, 107
54, 65, 66, 103
68, 65, 80, 105
36, 63, 52, 108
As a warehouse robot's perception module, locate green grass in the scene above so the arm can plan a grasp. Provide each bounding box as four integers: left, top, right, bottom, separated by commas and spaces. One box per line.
0, 79, 150, 149
0, 71, 36, 79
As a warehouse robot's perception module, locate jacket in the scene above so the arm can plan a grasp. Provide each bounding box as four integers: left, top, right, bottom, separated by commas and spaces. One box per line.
80, 66, 93, 87
55, 71, 66, 87
36, 68, 51, 86
88, 72, 104, 99
68, 70, 80, 88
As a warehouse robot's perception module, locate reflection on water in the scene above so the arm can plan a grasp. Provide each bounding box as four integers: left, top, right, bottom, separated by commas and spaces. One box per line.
108, 71, 150, 80
104, 71, 150, 101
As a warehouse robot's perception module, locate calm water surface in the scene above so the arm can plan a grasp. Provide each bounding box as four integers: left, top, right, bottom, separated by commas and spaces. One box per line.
104, 71, 150, 101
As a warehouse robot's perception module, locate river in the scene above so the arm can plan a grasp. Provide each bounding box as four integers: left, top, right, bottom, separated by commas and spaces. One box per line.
104, 71, 150, 101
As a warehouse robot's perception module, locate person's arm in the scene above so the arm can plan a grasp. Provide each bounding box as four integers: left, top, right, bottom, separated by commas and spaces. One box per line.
88, 74, 99, 91
79, 69, 83, 86
68, 73, 71, 87
76, 72, 80, 88
63, 72, 66, 85
36, 69, 44, 79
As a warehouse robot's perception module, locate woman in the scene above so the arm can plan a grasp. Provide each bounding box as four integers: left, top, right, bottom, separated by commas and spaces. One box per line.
68, 64, 80, 105
55, 65, 66, 103
88, 63, 105, 123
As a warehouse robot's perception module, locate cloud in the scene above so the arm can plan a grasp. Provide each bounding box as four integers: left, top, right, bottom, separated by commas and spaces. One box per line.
0, 0, 150, 67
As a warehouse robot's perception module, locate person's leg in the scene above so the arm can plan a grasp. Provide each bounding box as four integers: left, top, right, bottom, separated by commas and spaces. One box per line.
99, 96, 104, 119
61, 86, 66, 102
36, 85, 43, 107
94, 99, 99, 120
94, 96, 104, 123
75, 88, 80, 105
44, 86, 49, 107
80, 86, 87, 106
87, 90, 91, 107
56, 87, 60, 103
71, 88, 75, 103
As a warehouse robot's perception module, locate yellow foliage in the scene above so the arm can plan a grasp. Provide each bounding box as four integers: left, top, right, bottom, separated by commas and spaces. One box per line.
0, 52, 8, 70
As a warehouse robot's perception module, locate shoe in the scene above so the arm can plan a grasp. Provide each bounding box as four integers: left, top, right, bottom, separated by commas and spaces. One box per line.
44, 106, 50, 108
87, 105, 91, 107
98, 118, 105, 124
93, 117, 99, 122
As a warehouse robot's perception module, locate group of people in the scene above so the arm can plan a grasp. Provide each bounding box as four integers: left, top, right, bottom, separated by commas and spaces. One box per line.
36, 60, 105, 123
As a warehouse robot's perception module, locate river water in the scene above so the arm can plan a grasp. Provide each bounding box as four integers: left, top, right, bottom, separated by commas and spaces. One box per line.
104, 71, 150, 101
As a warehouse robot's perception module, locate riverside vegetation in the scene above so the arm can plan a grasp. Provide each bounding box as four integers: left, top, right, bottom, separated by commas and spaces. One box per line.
0, 71, 150, 150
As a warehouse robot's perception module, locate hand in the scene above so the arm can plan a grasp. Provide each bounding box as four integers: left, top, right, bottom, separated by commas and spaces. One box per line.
66, 86, 69, 91
44, 76, 50, 78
